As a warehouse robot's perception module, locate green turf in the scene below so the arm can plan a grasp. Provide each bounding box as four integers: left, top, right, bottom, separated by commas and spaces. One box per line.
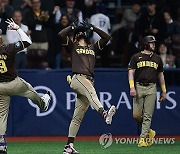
7, 140, 180, 154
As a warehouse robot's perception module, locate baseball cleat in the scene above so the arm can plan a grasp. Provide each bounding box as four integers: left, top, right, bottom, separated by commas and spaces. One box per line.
138, 138, 148, 147
0, 135, 7, 154
63, 143, 79, 154
105, 105, 116, 124
41, 91, 51, 111
147, 129, 156, 146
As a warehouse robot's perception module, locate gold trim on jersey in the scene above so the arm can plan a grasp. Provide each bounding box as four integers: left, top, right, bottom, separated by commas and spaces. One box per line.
137, 61, 158, 69
97, 40, 103, 50
76, 48, 95, 56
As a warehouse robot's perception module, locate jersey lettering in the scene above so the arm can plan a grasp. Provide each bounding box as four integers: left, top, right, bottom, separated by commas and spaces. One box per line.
137, 61, 158, 69
0, 54, 7, 60
76, 49, 95, 56
0, 60, 8, 73
99, 20, 106, 27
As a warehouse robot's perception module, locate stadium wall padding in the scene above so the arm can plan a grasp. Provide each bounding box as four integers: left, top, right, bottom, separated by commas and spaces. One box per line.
7, 69, 180, 136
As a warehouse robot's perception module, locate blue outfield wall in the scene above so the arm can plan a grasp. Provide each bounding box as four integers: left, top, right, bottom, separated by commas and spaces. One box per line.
7, 69, 180, 136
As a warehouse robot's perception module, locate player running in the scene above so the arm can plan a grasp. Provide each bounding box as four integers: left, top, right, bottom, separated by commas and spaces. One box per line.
0, 19, 51, 154
59, 19, 116, 154
128, 35, 167, 147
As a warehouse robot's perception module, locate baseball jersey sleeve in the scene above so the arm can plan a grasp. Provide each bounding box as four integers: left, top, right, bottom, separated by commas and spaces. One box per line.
6, 42, 25, 54
93, 41, 103, 52
92, 27, 111, 51
157, 57, 164, 72
62, 36, 74, 53
128, 55, 137, 70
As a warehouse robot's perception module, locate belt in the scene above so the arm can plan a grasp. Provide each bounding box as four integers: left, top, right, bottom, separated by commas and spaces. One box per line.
73, 73, 94, 82
136, 82, 155, 86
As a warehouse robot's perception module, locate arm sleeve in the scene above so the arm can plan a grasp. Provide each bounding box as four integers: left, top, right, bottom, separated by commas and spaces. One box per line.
128, 55, 137, 69
58, 26, 74, 52
16, 28, 32, 48
93, 26, 111, 50
58, 26, 73, 44
7, 42, 26, 54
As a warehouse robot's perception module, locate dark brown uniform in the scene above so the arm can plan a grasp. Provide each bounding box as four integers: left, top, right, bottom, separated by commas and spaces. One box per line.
128, 51, 164, 138
0, 42, 46, 152
0, 43, 24, 82
59, 26, 111, 138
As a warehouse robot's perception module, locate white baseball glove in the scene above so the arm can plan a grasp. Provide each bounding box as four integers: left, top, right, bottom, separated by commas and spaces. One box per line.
5, 18, 20, 30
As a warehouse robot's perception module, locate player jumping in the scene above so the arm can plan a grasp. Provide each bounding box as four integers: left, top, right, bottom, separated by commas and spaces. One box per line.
0, 19, 51, 154
59, 19, 116, 154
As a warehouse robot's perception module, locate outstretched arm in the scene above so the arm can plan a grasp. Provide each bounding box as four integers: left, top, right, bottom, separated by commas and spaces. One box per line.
5, 18, 32, 49
16, 28, 32, 48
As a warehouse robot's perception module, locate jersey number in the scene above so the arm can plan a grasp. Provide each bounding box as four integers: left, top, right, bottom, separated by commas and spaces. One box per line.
0, 60, 8, 73
99, 21, 106, 27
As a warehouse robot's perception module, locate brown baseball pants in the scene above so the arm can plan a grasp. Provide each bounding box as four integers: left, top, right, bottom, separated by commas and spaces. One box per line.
68, 74, 103, 137
133, 83, 156, 138
0, 76, 45, 151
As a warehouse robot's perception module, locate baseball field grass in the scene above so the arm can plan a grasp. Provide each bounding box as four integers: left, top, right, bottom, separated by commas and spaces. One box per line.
7, 136, 180, 154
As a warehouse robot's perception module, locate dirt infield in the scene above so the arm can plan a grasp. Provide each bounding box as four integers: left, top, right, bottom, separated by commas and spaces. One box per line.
7, 136, 180, 142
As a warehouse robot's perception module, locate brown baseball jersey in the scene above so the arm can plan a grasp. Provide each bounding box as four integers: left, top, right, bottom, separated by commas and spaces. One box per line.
59, 26, 111, 140
64, 41, 102, 77
59, 26, 110, 77
128, 52, 164, 83
0, 42, 24, 82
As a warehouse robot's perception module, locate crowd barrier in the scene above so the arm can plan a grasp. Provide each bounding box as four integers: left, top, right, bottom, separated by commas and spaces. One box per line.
7, 68, 180, 136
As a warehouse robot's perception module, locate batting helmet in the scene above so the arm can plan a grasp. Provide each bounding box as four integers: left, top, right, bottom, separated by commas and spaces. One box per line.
142, 35, 156, 50
73, 26, 90, 42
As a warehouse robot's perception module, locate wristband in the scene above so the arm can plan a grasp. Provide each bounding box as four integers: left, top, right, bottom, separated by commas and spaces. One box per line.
129, 80, 134, 88
161, 84, 166, 93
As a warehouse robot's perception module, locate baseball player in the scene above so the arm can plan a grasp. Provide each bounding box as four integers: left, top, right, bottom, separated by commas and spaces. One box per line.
0, 19, 51, 154
59, 19, 116, 154
128, 35, 167, 147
